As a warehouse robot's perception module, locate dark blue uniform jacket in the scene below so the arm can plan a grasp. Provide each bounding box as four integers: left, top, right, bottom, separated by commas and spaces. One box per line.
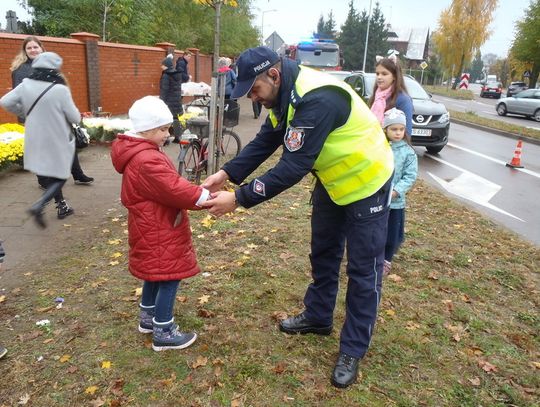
222, 59, 352, 208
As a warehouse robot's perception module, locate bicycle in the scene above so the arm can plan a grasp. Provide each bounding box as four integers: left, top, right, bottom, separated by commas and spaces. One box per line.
177, 98, 242, 184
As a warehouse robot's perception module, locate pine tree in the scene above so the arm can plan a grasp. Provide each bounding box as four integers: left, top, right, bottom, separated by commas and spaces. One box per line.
470, 50, 484, 82
337, 1, 363, 70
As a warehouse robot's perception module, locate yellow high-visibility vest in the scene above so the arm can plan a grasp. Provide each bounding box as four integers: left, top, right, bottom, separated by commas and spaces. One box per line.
269, 66, 393, 205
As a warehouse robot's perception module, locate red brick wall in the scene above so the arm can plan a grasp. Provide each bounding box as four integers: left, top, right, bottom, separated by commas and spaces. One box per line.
0, 33, 213, 124
0, 33, 88, 123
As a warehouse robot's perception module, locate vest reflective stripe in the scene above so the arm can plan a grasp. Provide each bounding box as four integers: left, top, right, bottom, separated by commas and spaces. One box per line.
271, 66, 393, 205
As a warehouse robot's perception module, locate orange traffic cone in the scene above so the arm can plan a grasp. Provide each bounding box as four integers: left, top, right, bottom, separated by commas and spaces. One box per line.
506, 140, 524, 168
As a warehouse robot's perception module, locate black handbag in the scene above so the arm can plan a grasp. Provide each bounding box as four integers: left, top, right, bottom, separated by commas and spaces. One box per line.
69, 124, 89, 149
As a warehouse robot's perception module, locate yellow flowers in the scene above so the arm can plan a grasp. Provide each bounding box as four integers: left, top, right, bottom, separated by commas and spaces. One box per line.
0, 123, 25, 133
0, 123, 25, 170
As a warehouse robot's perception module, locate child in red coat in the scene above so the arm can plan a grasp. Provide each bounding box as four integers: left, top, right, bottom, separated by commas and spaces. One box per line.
111, 96, 209, 351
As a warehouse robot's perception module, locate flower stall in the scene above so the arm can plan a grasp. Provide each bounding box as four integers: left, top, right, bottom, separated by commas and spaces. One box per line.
81, 117, 132, 142
0, 123, 25, 172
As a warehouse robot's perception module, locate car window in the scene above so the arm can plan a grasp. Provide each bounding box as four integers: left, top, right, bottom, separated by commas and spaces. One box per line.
403, 78, 430, 100
517, 89, 535, 98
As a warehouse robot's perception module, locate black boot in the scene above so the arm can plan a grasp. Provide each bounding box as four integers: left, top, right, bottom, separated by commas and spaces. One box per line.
27, 203, 46, 229
56, 200, 74, 219
331, 352, 360, 388
74, 174, 94, 185
278, 312, 333, 335
27, 180, 65, 229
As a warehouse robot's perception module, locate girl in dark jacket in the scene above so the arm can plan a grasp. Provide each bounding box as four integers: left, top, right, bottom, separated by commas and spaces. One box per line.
160, 55, 183, 142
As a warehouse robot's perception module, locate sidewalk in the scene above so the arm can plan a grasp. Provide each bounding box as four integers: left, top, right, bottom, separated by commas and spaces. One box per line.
0, 97, 264, 290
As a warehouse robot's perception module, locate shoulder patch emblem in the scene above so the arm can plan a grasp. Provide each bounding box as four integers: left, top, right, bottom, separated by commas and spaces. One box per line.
284, 127, 305, 152
253, 178, 266, 197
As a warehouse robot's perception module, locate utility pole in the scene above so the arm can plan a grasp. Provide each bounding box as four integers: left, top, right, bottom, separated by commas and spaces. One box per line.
213, 1, 222, 70
261, 9, 277, 46
362, 0, 373, 72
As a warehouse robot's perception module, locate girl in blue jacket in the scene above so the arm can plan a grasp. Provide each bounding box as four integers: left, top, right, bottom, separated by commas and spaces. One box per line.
382, 108, 418, 275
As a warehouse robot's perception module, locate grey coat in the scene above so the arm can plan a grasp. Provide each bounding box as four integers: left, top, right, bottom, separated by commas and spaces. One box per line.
0, 79, 80, 179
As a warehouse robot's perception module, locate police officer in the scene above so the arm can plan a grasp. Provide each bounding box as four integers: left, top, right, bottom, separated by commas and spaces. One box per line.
202, 47, 394, 388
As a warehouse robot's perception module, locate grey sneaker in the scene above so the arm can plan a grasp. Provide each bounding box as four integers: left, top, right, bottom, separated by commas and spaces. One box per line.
0, 346, 7, 359
152, 319, 197, 352
138, 304, 155, 334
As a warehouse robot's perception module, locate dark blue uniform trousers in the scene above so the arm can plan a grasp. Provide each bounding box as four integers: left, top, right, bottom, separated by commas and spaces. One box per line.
303, 179, 391, 359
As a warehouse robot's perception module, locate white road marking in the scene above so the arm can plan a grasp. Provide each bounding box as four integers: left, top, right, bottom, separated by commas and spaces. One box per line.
425, 155, 525, 222
446, 142, 540, 179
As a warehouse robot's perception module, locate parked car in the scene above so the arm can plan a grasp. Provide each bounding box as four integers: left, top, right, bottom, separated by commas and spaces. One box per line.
325, 70, 354, 81
506, 81, 528, 97
342, 72, 450, 154
480, 81, 502, 98
496, 89, 540, 122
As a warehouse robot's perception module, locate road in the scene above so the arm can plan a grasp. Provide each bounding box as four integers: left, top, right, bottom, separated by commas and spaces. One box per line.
432, 84, 540, 131
415, 122, 540, 246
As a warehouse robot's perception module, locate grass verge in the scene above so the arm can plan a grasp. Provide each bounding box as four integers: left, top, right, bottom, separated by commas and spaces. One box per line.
0, 157, 539, 406
424, 85, 475, 100
450, 110, 540, 141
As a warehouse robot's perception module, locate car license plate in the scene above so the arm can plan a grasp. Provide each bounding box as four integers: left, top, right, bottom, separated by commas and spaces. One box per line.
412, 129, 432, 136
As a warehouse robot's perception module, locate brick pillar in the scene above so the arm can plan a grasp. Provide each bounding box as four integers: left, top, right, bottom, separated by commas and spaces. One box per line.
155, 42, 176, 56
188, 48, 200, 82
71, 32, 101, 113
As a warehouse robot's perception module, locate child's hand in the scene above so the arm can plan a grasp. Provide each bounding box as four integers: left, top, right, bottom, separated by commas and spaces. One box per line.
392, 190, 399, 199
201, 191, 237, 217
202, 170, 229, 193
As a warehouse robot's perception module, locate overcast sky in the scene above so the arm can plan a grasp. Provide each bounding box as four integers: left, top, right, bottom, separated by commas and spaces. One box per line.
252, 0, 532, 57
1, 0, 531, 58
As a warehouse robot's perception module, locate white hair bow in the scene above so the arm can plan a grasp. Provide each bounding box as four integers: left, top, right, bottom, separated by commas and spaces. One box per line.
375, 53, 398, 64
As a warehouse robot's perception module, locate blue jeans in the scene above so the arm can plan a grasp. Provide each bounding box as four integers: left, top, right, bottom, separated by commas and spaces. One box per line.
141, 280, 180, 322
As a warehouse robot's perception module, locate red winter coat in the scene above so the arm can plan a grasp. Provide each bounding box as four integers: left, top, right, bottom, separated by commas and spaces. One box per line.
111, 134, 203, 282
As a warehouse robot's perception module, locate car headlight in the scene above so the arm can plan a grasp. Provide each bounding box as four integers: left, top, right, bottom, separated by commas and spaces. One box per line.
438, 112, 450, 124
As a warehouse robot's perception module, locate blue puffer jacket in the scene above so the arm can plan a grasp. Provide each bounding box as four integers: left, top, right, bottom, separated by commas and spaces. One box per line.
390, 140, 418, 209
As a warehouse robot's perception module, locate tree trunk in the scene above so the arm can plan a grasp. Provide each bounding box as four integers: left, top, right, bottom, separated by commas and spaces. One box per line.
452, 53, 466, 90
530, 63, 539, 90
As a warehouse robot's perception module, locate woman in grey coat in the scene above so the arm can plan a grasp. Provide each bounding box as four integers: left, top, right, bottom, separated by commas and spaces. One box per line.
10, 36, 94, 186
0, 52, 80, 228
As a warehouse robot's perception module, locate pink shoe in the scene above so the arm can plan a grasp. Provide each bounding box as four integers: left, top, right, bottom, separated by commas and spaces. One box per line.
383, 260, 392, 276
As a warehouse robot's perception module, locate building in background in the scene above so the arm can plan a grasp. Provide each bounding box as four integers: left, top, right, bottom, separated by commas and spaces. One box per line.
387, 26, 429, 68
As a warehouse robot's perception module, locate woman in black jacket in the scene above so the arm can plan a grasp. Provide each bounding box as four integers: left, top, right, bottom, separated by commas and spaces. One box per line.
160, 55, 183, 142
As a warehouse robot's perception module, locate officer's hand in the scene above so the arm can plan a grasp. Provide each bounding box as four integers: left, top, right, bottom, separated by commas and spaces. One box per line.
200, 191, 237, 217
202, 169, 229, 193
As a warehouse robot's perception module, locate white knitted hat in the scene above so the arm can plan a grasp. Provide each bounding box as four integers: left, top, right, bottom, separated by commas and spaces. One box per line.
129, 96, 173, 133
383, 108, 406, 129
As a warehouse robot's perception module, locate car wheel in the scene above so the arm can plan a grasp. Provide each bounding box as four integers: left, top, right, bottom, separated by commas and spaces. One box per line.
426, 146, 444, 154
480, 92, 484, 98
533, 109, 540, 122
496, 103, 507, 116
